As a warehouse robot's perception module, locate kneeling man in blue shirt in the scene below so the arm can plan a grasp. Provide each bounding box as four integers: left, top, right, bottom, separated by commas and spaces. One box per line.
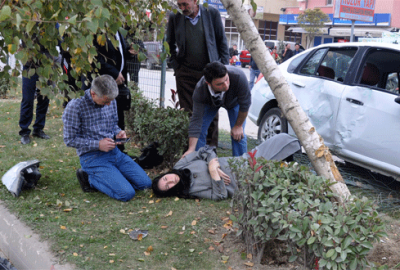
62, 75, 151, 201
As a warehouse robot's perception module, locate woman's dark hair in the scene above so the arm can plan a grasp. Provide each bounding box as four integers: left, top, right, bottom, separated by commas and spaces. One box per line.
203, 62, 228, 84
152, 169, 193, 198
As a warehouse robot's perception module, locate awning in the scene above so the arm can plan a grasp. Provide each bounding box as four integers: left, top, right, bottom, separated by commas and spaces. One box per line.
287, 27, 329, 35
328, 27, 391, 38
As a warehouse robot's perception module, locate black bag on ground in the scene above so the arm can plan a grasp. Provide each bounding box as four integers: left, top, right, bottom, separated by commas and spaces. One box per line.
137, 142, 163, 169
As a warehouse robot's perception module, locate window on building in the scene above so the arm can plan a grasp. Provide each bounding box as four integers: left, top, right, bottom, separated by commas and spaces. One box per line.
326, 0, 333, 5
284, 25, 302, 43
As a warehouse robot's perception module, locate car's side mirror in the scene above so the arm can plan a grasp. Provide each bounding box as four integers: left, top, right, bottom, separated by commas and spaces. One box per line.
395, 96, 400, 104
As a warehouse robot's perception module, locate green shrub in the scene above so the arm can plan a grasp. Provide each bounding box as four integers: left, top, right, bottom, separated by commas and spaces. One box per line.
0, 77, 10, 98
125, 87, 189, 168
229, 153, 387, 269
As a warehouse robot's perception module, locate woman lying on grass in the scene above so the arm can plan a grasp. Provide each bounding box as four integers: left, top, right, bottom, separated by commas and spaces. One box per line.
152, 134, 301, 200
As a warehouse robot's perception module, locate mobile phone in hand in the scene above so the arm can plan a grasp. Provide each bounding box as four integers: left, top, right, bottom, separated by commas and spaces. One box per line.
115, 138, 131, 144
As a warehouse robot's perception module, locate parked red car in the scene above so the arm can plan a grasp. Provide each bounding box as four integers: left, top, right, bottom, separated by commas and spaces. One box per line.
239, 49, 250, 68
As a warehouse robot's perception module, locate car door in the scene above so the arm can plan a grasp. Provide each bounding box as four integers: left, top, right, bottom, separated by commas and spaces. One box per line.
335, 47, 400, 177
285, 47, 357, 149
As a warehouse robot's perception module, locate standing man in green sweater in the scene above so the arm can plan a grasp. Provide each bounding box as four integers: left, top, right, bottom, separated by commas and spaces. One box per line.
166, 0, 230, 149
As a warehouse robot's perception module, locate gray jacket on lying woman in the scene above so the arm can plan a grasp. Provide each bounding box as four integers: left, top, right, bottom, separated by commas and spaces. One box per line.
172, 133, 301, 200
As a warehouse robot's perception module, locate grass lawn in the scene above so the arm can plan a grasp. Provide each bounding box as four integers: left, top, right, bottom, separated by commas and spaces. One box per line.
0, 87, 258, 270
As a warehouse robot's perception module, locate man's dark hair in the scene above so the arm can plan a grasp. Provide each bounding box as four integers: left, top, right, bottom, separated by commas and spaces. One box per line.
295, 43, 300, 46
203, 62, 228, 84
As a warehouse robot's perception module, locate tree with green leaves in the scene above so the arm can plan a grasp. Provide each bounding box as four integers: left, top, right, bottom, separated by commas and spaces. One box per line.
0, 0, 171, 105
219, 0, 350, 201
297, 8, 330, 48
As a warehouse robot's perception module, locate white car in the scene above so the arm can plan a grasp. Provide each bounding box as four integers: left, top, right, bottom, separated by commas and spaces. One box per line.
249, 42, 400, 180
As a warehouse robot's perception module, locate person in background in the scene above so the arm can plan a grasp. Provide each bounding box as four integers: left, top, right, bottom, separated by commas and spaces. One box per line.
293, 43, 304, 55
166, 0, 230, 149
249, 56, 260, 90
229, 44, 239, 65
271, 47, 280, 63
282, 43, 293, 62
62, 75, 151, 201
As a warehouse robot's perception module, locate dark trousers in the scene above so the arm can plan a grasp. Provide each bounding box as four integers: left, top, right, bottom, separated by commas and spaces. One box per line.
19, 66, 49, 136
175, 65, 219, 147
127, 61, 140, 84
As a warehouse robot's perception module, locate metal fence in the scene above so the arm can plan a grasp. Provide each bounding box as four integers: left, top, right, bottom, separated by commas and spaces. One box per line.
127, 59, 166, 108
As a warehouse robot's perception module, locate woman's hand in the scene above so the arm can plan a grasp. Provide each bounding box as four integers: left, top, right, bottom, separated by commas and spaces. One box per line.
208, 158, 221, 180
218, 168, 231, 185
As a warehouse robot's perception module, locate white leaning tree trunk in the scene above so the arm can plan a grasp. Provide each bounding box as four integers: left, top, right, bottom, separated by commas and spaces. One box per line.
220, 0, 351, 203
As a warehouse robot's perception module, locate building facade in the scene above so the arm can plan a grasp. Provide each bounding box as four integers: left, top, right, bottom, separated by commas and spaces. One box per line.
204, 0, 399, 50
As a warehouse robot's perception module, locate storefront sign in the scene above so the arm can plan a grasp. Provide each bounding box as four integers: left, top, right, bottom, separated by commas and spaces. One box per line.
334, 0, 376, 22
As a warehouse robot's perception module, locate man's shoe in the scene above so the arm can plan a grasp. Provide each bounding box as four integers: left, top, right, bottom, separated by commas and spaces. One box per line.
21, 135, 31, 145
76, 169, 97, 193
32, 130, 50, 139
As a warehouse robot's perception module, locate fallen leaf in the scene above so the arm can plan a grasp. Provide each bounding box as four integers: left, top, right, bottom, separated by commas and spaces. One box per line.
247, 253, 253, 260
24, 235, 31, 238
221, 233, 227, 239
171, 267, 177, 270
137, 258, 145, 262
149, 194, 153, 198
148, 200, 154, 204
33, 143, 37, 147
174, 197, 179, 201
178, 232, 184, 235
109, 253, 115, 256
244, 261, 254, 266
155, 199, 161, 203
120, 229, 126, 234
60, 225, 67, 230
190, 231, 196, 235
73, 253, 78, 256
189, 249, 195, 253
109, 260, 114, 263
59, 160, 64, 163
218, 245, 224, 253
144, 251, 151, 256
208, 229, 215, 234
165, 211, 173, 217
104, 246, 108, 249
191, 220, 197, 226
161, 226, 168, 229
195, 199, 199, 202
147, 246, 153, 252
221, 255, 229, 261
208, 246, 215, 251
137, 234, 143, 241
182, 225, 186, 231
0, 145, 5, 148
63, 208, 73, 212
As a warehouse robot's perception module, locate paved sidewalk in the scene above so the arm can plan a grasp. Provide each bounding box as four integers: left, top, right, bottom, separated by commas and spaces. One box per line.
0, 202, 74, 270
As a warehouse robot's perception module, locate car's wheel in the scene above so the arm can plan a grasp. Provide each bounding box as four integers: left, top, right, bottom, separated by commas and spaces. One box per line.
146, 60, 153, 70
241, 63, 246, 68
258, 107, 288, 142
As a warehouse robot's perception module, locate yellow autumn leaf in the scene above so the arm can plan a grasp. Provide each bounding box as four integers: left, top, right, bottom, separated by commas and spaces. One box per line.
109, 260, 114, 263
97, 35, 106, 46
165, 211, 172, 217
144, 251, 150, 256
191, 220, 197, 226
146, 246, 153, 252
148, 200, 154, 204
73, 252, 78, 256
174, 197, 179, 201
63, 208, 72, 212
137, 234, 143, 241
60, 225, 66, 230
74, 47, 82, 54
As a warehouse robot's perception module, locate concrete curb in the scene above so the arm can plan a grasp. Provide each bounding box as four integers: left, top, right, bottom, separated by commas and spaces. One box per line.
0, 202, 74, 270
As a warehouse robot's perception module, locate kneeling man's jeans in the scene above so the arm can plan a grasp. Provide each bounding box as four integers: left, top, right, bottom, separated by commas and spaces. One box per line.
196, 104, 247, 156
80, 147, 151, 201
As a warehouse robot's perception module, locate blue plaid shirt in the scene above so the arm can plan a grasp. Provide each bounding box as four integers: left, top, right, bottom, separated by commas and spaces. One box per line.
62, 89, 121, 156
